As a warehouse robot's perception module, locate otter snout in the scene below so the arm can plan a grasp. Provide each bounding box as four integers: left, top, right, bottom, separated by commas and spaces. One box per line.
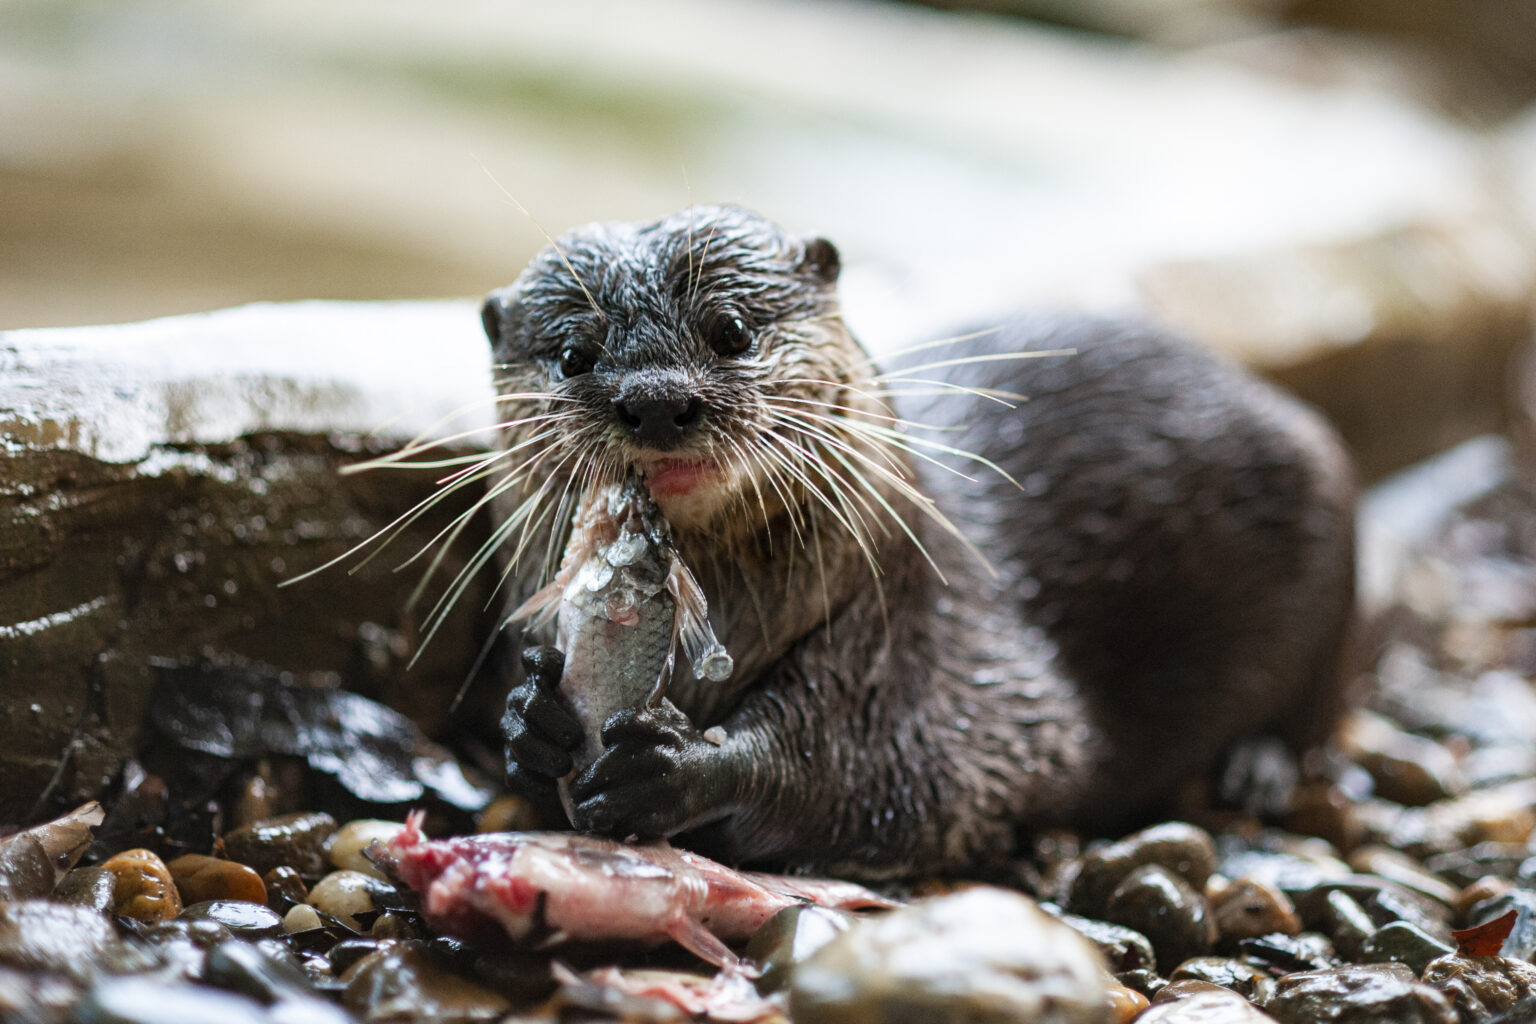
613, 372, 704, 449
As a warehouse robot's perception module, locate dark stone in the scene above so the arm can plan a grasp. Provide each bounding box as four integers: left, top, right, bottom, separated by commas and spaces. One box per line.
73, 977, 272, 1024
741, 905, 852, 994
179, 901, 285, 941
223, 813, 337, 879
1239, 933, 1340, 974
1065, 822, 1218, 919
1055, 911, 1158, 973
1360, 922, 1455, 974
1104, 864, 1216, 975
54, 866, 117, 914
1421, 953, 1536, 1022
1264, 963, 1457, 1024
1317, 890, 1379, 963
0, 900, 116, 983
1168, 956, 1275, 1002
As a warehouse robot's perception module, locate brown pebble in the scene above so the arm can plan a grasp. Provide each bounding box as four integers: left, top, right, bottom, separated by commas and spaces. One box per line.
101, 849, 182, 922
167, 854, 267, 907
263, 865, 309, 913
1152, 979, 1235, 1004
1285, 783, 1363, 854
1141, 986, 1276, 1022
223, 812, 337, 878
1211, 877, 1301, 943
1456, 876, 1515, 924
1106, 979, 1150, 1022
1348, 845, 1459, 907
476, 794, 542, 833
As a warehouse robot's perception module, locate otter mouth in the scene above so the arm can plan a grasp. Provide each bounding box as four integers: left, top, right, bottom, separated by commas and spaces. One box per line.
641, 458, 722, 498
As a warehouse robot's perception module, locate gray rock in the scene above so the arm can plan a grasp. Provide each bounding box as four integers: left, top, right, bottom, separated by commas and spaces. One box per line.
1360, 922, 1455, 975
790, 887, 1115, 1024
0, 900, 116, 983
1066, 822, 1219, 919
1421, 954, 1536, 1023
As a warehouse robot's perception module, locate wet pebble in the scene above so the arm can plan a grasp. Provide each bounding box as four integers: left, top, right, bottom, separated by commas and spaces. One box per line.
1218, 847, 1351, 895
180, 900, 285, 940
326, 821, 405, 880
1315, 890, 1378, 962
1238, 933, 1338, 974
0, 964, 80, 1024
328, 938, 384, 976
73, 975, 272, 1024
1264, 963, 1456, 1024
1455, 877, 1513, 922
475, 794, 541, 833
1066, 822, 1217, 919
54, 865, 118, 914
343, 944, 510, 1023
791, 888, 1116, 1024
168, 854, 268, 907
1337, 710, 1465, 807
1138, 986, 1277, 1022
1466, 889, 1536, 960
1345, 846, 1459, 907
284, 905, 324, 934
1104, 864, 1215, 974
1293, 877, 1452, 943
1424, 843, 1531, 888
1210, 877, 1301, 944
742, 904, 852, 993
1168, 957, 1275, 1003
367, 913, 418, 941
103, 848, 183, 922
1054, 911, 1157, 974
0, 900, 117, 982
306, 870, 384, 931
1360, 921, 1455, 974
224, 813, 337, 878
264, 866, 308, 913
1107, 980, 1149, 1022
1421, 953, 1536, 1022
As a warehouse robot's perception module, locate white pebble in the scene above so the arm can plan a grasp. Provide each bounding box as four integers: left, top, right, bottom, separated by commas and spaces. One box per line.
283, 903, 323, 933
327, 819, 406, 879
307, 869, 379, 930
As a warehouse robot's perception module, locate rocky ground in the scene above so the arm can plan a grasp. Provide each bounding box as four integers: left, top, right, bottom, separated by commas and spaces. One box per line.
7, 430, 1536, 1022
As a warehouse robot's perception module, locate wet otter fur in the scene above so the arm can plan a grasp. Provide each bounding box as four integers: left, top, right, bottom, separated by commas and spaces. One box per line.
482, 205, 1355, 879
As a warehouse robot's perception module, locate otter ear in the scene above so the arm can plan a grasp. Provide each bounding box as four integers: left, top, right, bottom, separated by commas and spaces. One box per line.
800, 237, 840, 286
480, 293, 505, 348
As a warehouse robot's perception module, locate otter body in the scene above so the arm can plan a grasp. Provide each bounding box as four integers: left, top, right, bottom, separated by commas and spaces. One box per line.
484, 207, 1354, 878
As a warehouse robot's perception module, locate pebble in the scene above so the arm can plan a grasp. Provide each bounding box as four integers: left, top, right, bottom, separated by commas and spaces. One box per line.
1315, 890, 1377, 962
284, 904, 324, 934
263, 866, 309, 912
54, 865, 118, 913
328, 937, 384, 976
1424, 843, 1530, 888
1345, 846, 1458, 907
0, 900, 117, 982
305, 870, 384, 931
475, 794, 541, 833
1466, 889, 1536, 960
1359, 921, 1455, 974
742, 904, 853, 993
1217, 848, 1351, 895
1138, 986, 1277, 1022
73, 975, 273, 1024
1066, 822, 1218, 919
791, 888, 1117, 1024
223, 812, 338, 878
1283, 784, 1363, 854
1336, 710, 1465, 807
1293, 877, 1452, 943
369, 913, 419, 941
1104, 864, 1215, 974
326, 820, 406, 880
1168, 958, 1276, 1003
1455, 877, 1513, 922
1106, 980, 1150, 1022
1210, 877, 1301, 944
202, 937, 322, 1007
1420, 953, 1536, 1022
1054, 911, 1158, 974
1263, 963, 1456, 1024
180, 900, 286, 941
168, 854, 268, 907
1237, 933, 1338, 974
102, 848, 183, 922
343, 944, 511, 1023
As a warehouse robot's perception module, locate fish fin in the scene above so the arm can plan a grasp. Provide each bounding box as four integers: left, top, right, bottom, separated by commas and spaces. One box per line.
535, 929, 571, 950
664, 913, 741, 972
665, 556, 733, 682
508, 578, 562, 628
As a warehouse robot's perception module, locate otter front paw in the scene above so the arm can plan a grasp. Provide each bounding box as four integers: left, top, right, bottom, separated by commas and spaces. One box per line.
502, 645, 583, 797
568, 700, 735, 839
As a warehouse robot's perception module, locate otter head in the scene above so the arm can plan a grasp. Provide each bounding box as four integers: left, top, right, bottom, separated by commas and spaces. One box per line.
480, 205, 856, 537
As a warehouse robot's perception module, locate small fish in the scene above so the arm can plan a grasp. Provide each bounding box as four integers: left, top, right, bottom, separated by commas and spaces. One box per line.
513, 475, 732, 774
379, 812, 895, 971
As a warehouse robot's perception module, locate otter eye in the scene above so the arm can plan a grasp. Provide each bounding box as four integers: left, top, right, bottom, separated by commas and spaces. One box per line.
557, 346, 594, 379
707, 314, 751, 357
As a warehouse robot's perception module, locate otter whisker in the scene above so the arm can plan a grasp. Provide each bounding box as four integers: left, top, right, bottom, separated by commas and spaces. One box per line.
867, 381, 1025, 406
756, 430, 881, 574
846, 326, 1004, 373
871, 348, 1075, 379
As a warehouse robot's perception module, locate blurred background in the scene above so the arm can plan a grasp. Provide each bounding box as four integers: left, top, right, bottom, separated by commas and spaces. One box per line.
5, 0, 1536, 476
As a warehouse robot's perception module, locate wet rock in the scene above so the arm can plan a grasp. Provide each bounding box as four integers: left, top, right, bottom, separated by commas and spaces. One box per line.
74, 976, 273, 1024
1361, 921, 1456, 974
1115, 969, 1166, 999
225, 813, 338, 879
328, 938, 384, 977
284, 905, 324, 934
1105, 864, 1216, 974
1466, 890, 1536, 960
102, 848, 183, 922
55, 866, 118, 914
1283, 784, 1363, 854
1425, 844, 1532, 889
0, 802, 104, 901
1054, 912, 1158, 974
1140, 986, 1278, 1023
1066, 822, 1218, 919
1421, 953, 1536, 1022
474, 795, 541, 834
202, 938, 319, 1006
1337, 710, 1466, 807
1455, 878, 1514, 923
1264, 963, 1456, 1023
1293, 877, 1452, 943
343, 944, 509, 1023
1316, 890, 1379, 962
0, 901, 116, 982
180, 901, 285, 940
1237, 933, 1339, 974
1168, 958, 1275, 1003
306, 871, 387, 932
1346, 846, 1459, 907
1211, 877, 1301, 944
1370, 784, 1536, 860
326, 821, 405, 881
1107, 980, 1149, 1022
791, 888, 1116, 1024
742, 904, 853, 994
367, 913, 418, 941
168, 854, 268, 907
263, 866, 309, 913
1218, 848, 1352, 895
0, 964, 80, 1024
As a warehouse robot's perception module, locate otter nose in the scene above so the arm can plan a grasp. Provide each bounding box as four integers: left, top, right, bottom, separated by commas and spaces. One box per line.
614, 394, 702, 448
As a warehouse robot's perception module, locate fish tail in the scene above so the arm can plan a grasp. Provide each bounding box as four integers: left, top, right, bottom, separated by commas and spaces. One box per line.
665, 556, 733, 682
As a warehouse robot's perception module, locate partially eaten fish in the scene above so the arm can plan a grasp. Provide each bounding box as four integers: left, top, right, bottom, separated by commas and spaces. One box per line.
379, 813, 894, 970
513, 474, 732, 774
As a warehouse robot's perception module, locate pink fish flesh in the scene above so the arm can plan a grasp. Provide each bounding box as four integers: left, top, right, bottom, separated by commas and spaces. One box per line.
380, 812, 894, 969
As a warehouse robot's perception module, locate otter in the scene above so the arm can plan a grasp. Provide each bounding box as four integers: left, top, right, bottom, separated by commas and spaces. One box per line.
480, 205, 1355, 879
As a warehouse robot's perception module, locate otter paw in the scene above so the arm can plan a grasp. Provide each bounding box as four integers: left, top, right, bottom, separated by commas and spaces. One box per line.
502, 645, 582, 795
568, 701, 730, 839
